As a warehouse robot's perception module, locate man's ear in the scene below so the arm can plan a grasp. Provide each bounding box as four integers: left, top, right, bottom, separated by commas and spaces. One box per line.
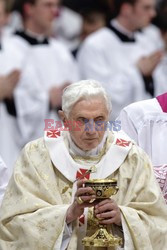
58, 110, 66, 123
23, 3, 34, 18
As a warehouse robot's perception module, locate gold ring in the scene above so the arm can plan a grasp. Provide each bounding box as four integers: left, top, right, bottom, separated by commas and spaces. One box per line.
77, 196, 84, 204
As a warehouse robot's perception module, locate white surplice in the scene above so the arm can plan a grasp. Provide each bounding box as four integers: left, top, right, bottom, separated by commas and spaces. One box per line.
77, 21, 167, 119
0, 33, 79, 169
0, 155, 10, 206
0, 36, 25, 169
118, 97, 167, 202
118, 98, 167, 166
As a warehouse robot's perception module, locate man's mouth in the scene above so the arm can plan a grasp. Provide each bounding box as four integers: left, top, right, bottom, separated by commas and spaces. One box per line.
84, 138, 97, 141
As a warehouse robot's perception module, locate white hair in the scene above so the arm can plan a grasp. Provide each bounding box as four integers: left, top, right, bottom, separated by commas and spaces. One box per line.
62, 80, 112, 117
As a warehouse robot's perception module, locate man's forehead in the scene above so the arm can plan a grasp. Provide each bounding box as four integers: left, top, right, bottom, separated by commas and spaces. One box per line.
69, 98, 109, 118
36, 0, 59, 5
76, 98, 106, 107
74, 111, 107, 119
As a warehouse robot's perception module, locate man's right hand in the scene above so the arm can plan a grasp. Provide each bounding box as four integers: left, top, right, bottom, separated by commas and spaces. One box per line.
137, 50, 163, 76
66, 179, 96, 224
0, 69, 20, 100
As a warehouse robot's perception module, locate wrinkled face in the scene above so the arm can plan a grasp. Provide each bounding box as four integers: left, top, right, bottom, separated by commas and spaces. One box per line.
130, 0, 156, 29
65, 98, 109, 151
0, 1, 8, 30
28, 0, 59, 32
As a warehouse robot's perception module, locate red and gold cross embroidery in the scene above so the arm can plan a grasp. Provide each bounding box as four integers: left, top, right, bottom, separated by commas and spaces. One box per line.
47, 130, 60, 138
79, 214, 85, 227
76, 168, 90, 180
116, 138, 130, 147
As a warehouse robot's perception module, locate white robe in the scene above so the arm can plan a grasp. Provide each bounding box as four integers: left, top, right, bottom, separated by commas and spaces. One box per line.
0, 155, 10, 206
118, 98, 167, 166
0, 37, 25, 170
0, 33, 79, 169
118, 97, 167, 202
52, 6, 83, 51
77, 22, 167, 119
142, 24, 164, 51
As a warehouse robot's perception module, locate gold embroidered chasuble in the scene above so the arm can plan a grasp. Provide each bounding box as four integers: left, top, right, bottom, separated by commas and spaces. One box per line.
0, 132, 167, 250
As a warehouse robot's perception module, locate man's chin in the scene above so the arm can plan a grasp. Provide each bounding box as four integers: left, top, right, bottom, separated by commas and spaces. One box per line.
140, 21, 150, 29
83, 142, 99, 151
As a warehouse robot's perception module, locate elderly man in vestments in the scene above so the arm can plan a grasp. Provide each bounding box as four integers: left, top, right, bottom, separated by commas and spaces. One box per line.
0, 80, 167, 250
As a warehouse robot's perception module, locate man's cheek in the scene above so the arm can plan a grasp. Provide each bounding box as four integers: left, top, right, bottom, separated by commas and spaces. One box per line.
74, 121, 82, 131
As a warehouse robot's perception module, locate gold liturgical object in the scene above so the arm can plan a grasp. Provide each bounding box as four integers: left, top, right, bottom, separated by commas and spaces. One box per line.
82, 179, 122, 248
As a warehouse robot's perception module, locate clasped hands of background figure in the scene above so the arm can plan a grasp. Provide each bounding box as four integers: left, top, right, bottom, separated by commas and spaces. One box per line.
0, 69, 20, 100
137, 50, 164, 76
66, 179, 121, 226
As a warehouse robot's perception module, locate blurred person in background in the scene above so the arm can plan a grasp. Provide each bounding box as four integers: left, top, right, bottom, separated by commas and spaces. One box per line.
151, 0, 167, 94
52, 4, 83, 52
140, 0, 167, 55
0, 0, 21, 205
118, 92, 167, 202
77, 0, 167, 119
72, 2, 108, 57
0, 0, 21, 168
8, 0, 83, 52
53, 0, 109, 55
0, 0, 15, 37
0, 0, 78, 169
117, 3, 167, 203
80, 6, 107, 41
137, 0, 167, 103
155, 0, 167, 49
0, 1, 20, 97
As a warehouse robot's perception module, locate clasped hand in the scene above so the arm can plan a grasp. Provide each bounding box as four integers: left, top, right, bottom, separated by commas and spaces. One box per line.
66, 179, 121, 226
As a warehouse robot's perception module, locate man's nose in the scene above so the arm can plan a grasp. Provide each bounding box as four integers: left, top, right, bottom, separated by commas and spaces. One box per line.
85, 119, 97, 134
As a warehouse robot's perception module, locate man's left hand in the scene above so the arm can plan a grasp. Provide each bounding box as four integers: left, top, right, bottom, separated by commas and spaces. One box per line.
94, 198, 121, 226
